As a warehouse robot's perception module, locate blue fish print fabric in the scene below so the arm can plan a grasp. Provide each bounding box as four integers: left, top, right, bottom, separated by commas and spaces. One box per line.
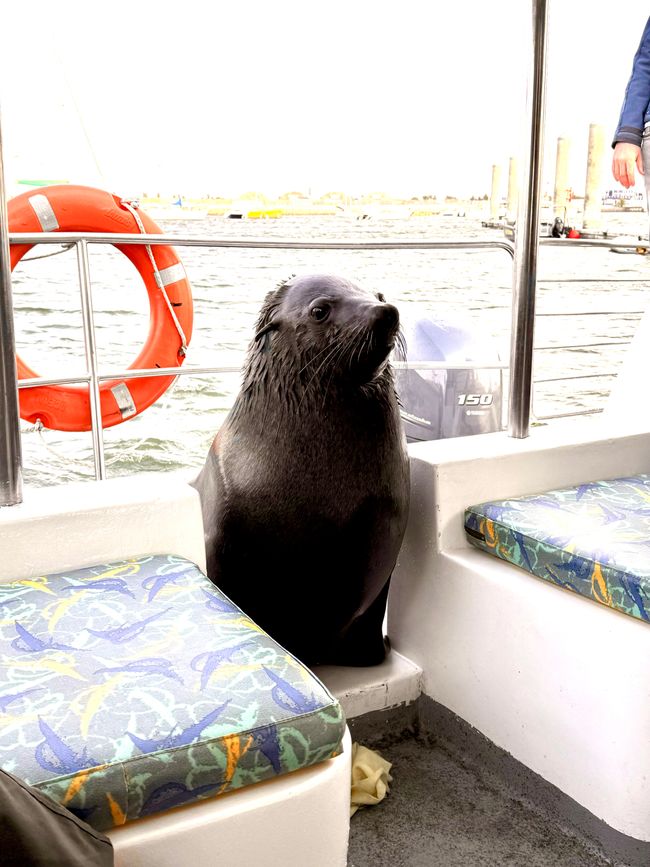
465, 475, 650, 623
0, 556, 345, 830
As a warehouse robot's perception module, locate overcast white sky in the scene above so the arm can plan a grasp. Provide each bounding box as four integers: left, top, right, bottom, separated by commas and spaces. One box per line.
0, 1, 648, 199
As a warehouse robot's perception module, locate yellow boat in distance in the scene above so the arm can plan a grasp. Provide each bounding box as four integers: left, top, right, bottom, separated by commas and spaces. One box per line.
246, 208, 283, 219
223, 200, 284, 219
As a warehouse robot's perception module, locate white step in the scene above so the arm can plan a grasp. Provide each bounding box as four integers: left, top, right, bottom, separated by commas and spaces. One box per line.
314, 651, 422, 718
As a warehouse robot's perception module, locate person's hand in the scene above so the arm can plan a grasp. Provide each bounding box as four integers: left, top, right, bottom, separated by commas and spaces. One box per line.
612, 142, 644, 187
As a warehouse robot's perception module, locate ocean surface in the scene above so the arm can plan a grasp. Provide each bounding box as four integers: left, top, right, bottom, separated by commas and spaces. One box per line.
10, 207, 650, 488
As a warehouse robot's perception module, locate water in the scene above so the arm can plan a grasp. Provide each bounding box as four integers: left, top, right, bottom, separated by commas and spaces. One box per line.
11, 208, 650, 488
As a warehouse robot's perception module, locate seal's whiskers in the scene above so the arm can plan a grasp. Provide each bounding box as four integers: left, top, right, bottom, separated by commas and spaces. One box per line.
298, 342, 343, 408
298, 341, 339, 376
320, 338, 355, 409
394, 330, 407, 362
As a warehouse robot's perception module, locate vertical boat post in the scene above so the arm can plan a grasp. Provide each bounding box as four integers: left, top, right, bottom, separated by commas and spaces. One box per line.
76, 240, 106, 480
0, 111, 23, 505
508, 0, 549, 438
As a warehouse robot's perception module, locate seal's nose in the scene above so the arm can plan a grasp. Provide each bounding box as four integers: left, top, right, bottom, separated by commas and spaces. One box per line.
371, 303, 399, 333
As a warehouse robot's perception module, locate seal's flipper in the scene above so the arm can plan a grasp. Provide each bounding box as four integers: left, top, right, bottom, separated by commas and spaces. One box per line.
328, 581, 392, 667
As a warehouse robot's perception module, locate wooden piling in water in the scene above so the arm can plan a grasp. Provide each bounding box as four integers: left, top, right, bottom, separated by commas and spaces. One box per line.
553, 137, 570, 218
507, 157, 518, 222
490, 164, 502, 220
582, 124, 605, 231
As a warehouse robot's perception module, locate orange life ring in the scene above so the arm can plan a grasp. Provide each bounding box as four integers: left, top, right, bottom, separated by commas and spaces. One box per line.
9, 184, 193, 432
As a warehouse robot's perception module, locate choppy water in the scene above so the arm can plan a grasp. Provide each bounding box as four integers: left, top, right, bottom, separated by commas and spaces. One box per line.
11, 207, 650, 487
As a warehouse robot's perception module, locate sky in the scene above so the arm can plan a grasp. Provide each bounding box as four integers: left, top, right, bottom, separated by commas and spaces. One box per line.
0, 1, 648, 200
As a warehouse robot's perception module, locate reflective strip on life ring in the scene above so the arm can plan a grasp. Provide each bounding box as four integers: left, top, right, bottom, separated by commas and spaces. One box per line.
9, 184, 194, 432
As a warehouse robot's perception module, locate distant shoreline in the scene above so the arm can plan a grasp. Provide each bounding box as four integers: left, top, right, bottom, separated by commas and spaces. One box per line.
137, 195, 647, 219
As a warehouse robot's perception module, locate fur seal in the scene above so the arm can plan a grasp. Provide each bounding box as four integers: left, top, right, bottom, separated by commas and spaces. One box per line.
193, 274, 410, 666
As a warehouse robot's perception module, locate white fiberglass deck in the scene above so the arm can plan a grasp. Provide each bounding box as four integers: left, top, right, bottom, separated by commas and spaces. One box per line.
2, 418, 650, 862
389, 418, 650, 845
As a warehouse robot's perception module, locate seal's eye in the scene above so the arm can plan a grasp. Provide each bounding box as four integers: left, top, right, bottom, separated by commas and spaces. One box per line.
310, 304, 330, 322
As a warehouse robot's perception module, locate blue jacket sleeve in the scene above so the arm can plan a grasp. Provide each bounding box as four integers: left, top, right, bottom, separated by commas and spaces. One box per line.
613, 17, 650, 147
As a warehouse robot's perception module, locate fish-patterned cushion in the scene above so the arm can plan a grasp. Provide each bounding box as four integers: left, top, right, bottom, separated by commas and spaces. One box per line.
0, 555, 345, 831
464, 475, 650, 624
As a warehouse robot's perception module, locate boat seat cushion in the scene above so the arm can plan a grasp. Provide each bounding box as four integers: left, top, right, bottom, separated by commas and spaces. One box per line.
0, 555, 345, 831
464, 474, 650, 624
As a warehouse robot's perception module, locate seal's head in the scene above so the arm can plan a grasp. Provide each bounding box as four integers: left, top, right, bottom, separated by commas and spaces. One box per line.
250, 274, 402, 389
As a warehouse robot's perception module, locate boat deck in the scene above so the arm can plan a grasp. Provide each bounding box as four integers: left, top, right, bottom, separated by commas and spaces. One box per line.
347, 733, 622, 867
318, 648, 634, 866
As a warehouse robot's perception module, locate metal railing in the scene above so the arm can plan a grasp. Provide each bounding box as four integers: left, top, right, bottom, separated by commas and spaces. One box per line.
11, 232, 517, 483
0, 120, 22, 506
508, 0, 548, 438
530, 238, 650, 421
9, 228, 648, 482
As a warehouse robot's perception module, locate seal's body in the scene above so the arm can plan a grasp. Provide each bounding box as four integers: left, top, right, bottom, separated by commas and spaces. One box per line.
193, 275, 409, 666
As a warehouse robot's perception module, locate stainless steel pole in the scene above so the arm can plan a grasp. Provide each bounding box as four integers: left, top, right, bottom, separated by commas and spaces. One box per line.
0, 111, 23, 505
76, 240, 106, 480
508, 0, 549, 438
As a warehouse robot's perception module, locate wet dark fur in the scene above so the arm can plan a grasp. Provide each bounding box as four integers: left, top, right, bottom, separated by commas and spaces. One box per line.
193, 274, 410, 666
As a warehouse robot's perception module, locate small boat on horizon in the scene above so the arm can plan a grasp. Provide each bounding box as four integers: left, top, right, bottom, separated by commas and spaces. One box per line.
141, 197, 208, 221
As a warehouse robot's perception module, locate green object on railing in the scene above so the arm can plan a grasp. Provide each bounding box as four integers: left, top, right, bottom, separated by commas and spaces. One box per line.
16, 179, 68, 187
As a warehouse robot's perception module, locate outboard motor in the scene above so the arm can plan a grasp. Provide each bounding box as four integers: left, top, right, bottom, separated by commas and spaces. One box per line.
394, 316, 503, 443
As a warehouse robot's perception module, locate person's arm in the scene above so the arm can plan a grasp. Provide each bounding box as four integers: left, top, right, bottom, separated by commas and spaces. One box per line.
612, 17, 650, 186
